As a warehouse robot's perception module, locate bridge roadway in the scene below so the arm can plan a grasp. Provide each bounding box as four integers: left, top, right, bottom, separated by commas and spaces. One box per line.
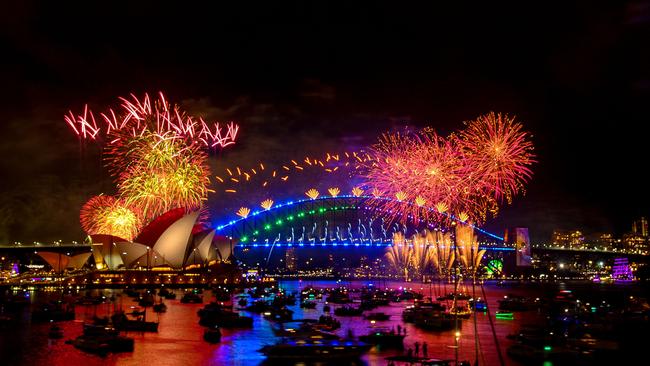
1, 242, 647, 257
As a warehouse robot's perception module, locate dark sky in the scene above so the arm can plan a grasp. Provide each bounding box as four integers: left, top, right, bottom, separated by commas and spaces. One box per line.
1, 1, 649, 243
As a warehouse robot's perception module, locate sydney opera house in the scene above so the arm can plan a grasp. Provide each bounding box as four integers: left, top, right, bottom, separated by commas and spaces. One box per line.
36, 209, 234, 273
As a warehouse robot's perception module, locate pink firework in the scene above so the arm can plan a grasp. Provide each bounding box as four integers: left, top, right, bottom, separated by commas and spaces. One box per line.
363, 112, 535, 224
64, 92, 238, 148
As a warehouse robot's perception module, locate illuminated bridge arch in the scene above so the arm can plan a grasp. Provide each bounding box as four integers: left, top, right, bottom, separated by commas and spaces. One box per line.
213, 195, 509, 250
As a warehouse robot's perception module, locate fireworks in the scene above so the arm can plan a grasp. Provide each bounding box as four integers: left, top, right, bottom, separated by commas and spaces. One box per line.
455, 222, 486, 275
363, 112, 535, 224
68, 92, 239, 231
260, 199, 274, 210
386, 230, 457, 280
328, 187, 340, 197
305, 188, 319, 200
214, 151, 370, 194
236, 207, 251, 218
80, 195, 141, 241
351, 186, 364, 197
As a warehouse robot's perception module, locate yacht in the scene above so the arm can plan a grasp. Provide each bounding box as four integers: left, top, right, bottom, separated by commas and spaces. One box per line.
259, 339, 372, 361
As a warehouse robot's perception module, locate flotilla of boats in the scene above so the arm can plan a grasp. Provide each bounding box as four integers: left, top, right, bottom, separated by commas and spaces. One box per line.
2, 282, 646, 363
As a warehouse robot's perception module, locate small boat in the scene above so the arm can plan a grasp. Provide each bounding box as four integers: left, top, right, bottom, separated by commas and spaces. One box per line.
359, 328, 405, 348
153, 301, 167, 313
111, 310, 159, 332
498, 295, 529, 311
447, 305, 472, 319
272, 322, 339, 340
72, 324, 134, 355
495, 311, 514, 320
48, 324, 64, 339
334, 306, 363, 316
263, 307, 294, 322
203, 326, 221, 343
313, 314, 341, 331
259, 339, 372, 360
180, 292, 203, 304
238, 298, 248, 307
138, 293, 155, 307
364, 312, 390, 321
198, 303, 253, 328
300, 300, 317, 309
158, 288, 176, 300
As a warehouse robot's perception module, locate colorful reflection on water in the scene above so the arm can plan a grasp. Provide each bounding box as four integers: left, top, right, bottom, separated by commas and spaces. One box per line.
0, 280, 589, 366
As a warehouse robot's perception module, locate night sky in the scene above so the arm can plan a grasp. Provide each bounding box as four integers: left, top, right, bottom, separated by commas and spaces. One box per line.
1, 2, 649, 243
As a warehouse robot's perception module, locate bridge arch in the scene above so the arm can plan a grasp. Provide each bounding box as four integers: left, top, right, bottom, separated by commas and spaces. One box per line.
213, 195, 504, 249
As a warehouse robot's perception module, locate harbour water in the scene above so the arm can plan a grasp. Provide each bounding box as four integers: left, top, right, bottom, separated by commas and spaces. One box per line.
0, 280, 643, 365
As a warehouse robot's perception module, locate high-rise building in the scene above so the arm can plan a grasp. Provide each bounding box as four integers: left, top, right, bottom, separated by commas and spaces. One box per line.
633, 217, 648, 237
285, 248, 297, 271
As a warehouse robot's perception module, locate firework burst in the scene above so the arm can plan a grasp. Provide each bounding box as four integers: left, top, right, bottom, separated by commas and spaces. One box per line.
80, 195, 141, 241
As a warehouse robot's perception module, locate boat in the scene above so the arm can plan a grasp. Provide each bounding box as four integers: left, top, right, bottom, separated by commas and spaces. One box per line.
447, 304, 472, 319
386, 355, 470, 365
263, 306, 294, 322
300, 300, 317, 309
437, 292, 471, 301
323, 304, 331, 312
203, 326, 221, 343
138, 293, 155, 307
198, 302, 253, 328
111, 310, 159, 332
326, 289, 351, 304
72, 324, 134, 355
48, 324, 64, 339
403, 300, 446, 322
495, 311, 514, 320
359, 328, 405, 348
153, 301, 167, 313
237, 297, 248, 307
158, 288, 176, 300
313, 314, 341, 331
498, 295, 529, 311
259, 339, 372, 360
180, 291, 203, 304
469, 298, 487, 311
364, 312, 390, 321
272, 321, 339, 340
334, 305, 363, 316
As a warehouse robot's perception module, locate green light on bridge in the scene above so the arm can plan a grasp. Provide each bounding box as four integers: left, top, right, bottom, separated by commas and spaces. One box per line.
275, 219, 283, 225
287, 215, 294, 221
264, 224, 271, 231
240, 236, 248, 242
